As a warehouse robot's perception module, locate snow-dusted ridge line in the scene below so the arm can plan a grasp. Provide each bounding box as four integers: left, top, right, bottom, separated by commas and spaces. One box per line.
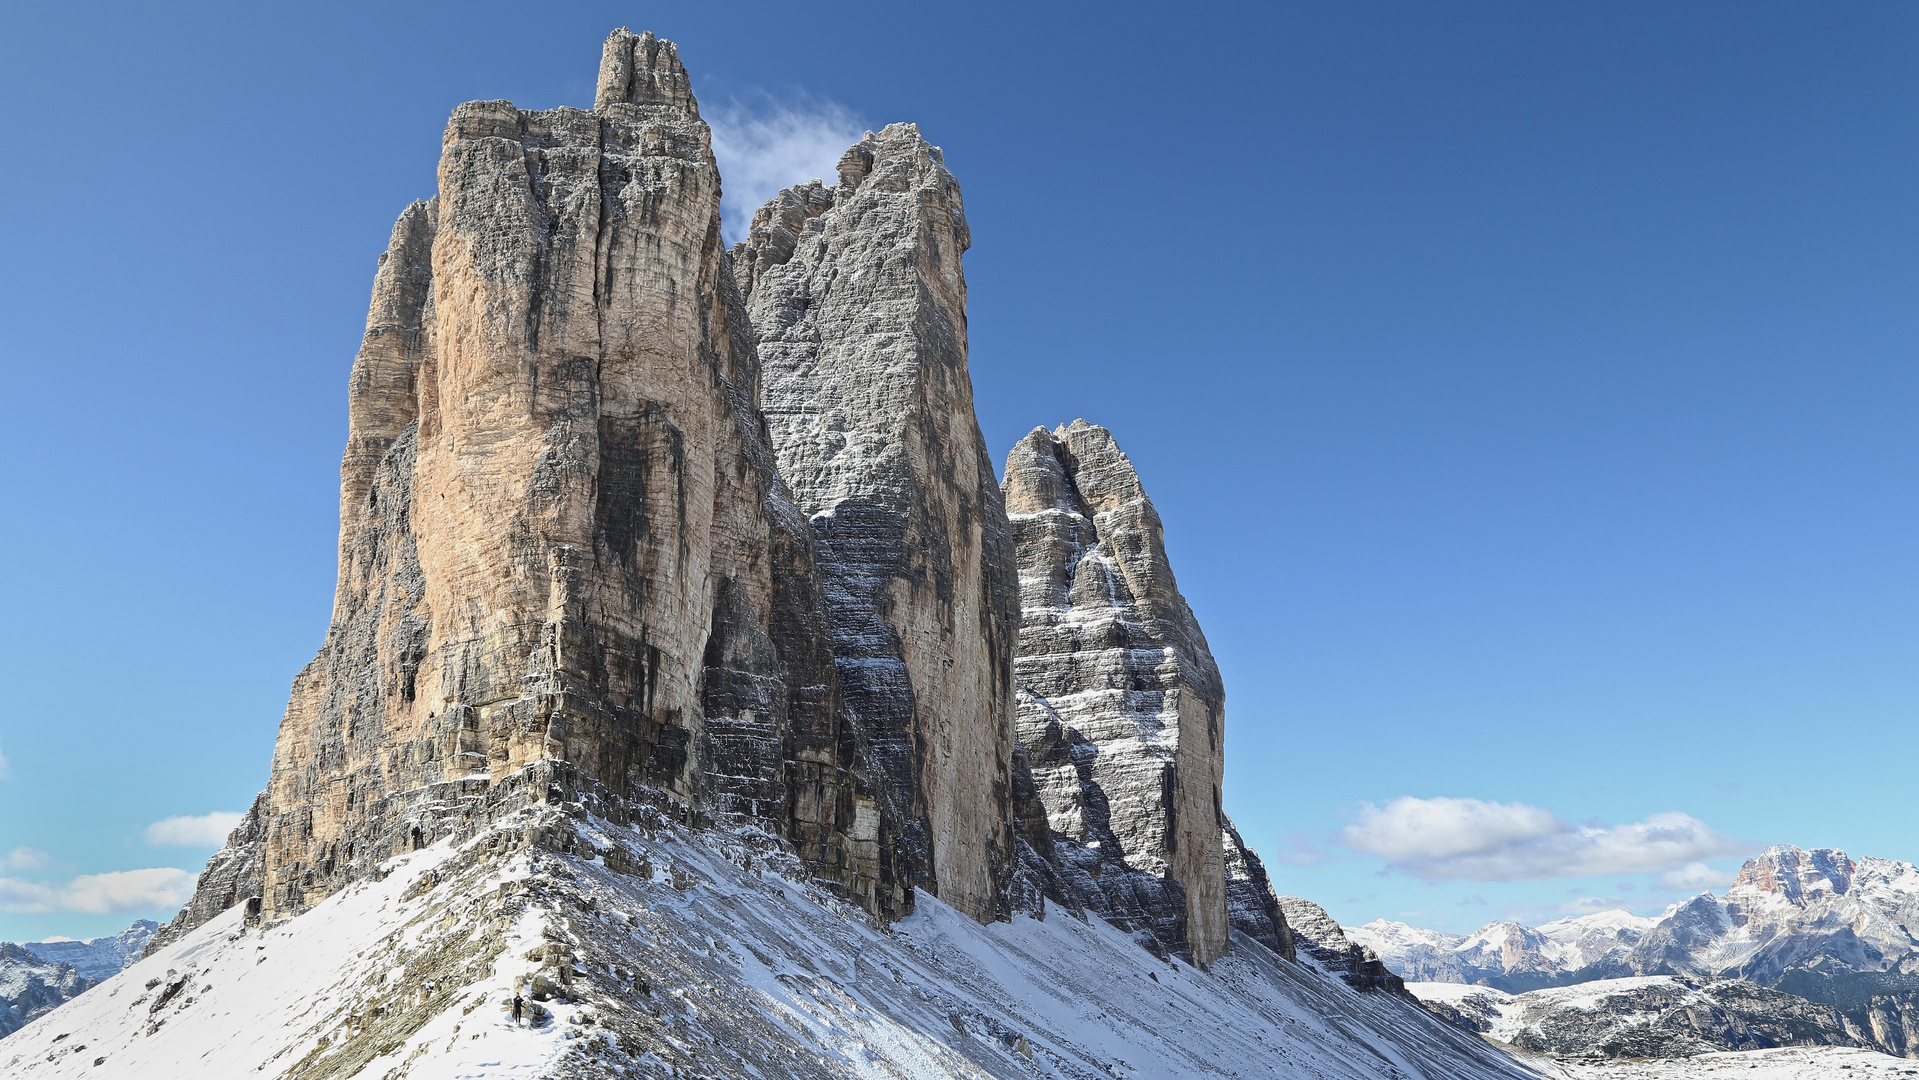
5, 798, 1540, 1079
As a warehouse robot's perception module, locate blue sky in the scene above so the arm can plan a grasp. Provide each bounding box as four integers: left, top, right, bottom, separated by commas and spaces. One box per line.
0, 1, 1912, 942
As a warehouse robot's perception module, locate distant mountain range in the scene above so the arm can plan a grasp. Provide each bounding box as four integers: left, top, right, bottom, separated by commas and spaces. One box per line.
1348, 908, 1658, 992
0, 921, 155, 1037
1344, 845, 1919, 1059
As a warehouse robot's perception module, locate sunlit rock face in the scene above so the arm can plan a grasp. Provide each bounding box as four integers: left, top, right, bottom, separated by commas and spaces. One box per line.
158, 29, 880, 939
1000, 420, 1230, 967
736, 126, 1020, 924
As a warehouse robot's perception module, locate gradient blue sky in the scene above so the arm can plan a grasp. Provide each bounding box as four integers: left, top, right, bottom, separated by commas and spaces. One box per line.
0, 1, 1912, 942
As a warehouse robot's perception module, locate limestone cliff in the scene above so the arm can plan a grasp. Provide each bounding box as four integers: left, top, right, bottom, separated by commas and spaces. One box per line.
999, 420, 1231, 966
735, 128, 1019, 924
163, 29, 884, 934
161, 29, 1296, 965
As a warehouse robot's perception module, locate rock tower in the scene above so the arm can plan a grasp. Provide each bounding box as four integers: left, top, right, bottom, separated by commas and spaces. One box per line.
1000, 420, 1230, 965
152, 30, 885, 935
735, 128, 1020, 924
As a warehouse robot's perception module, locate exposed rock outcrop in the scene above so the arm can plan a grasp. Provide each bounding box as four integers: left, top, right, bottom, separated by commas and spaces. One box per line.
736, 126, 1019, 924
34, 25, 1573, 1080
1224, 816, 1297, 960
999, 420, 1229, 965
1410, 975, 1869, 1059
1621, 846, 1919, 1057
1357, 847, 1919, 1058
1279, 896, 1408, 994
144, 794, 267, 956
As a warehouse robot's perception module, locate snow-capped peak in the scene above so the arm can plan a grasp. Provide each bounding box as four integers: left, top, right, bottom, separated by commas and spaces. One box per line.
1341, 920, 1464, 951
1534, 909, 1658, 944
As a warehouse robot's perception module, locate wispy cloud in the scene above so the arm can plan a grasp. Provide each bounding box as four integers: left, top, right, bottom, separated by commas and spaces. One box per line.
0, 867, 194, 914
707, 93, 866, 244
1658, 861, 1737, 893
1268, 831, 1334, 867
1, 847, 52, 872
1338, 796, 1752, 882
0, 735, 11, 779
145, 811, 244, 848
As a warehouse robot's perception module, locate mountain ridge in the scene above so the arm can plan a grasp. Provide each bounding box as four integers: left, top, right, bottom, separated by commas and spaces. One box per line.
0, 922, 155, 1037
1347, 845, 1919, 1058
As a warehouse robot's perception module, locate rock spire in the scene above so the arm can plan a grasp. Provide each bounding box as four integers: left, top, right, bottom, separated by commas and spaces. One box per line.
735, 125, 1020, 924
999, 420, 1231, 966
155, 28, 888, 934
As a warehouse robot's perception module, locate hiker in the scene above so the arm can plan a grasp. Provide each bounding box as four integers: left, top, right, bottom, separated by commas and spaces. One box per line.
512, 993, 524, 1023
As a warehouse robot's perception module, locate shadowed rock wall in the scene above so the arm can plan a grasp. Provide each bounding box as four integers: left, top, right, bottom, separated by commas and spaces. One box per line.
1000, 420, 1230, 966
736, 127, 1019, 924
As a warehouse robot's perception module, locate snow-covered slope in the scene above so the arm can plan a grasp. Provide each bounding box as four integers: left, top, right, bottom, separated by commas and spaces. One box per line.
1534, 912, 1659, 972
1628, 847, 1919, 988
2, 922, 158, 1041
4, 792, 1541, 1079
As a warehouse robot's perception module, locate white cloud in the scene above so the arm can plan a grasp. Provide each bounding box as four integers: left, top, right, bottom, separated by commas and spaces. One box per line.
1338, 796, 1752, 882
1, 847, 52, 872
1659, 861, 1737, 893
707, 94, 866, 245
0, 867, 195, 914
1268, 831, 1334, 867
145, 811, 244, 848
0, 735, 10, 779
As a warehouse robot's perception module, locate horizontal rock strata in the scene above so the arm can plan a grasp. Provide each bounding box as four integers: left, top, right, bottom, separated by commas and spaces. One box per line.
1000, 420, 1230, 966
157, 29, 1319, 998
1224, 816, 1297, 960
737, 126, 1018, 924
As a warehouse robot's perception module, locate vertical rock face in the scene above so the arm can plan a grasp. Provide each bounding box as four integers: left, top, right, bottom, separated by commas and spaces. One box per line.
1000, 421, 1229, 966
163, 29, 1310, 963
736, 126, 1019, 924
222, 28, 874, 925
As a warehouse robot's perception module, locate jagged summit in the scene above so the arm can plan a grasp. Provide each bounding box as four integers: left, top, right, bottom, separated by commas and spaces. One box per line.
1358, 845, 1919, 1059
1731, 844, 1858, 902
594, 28, 698, 113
